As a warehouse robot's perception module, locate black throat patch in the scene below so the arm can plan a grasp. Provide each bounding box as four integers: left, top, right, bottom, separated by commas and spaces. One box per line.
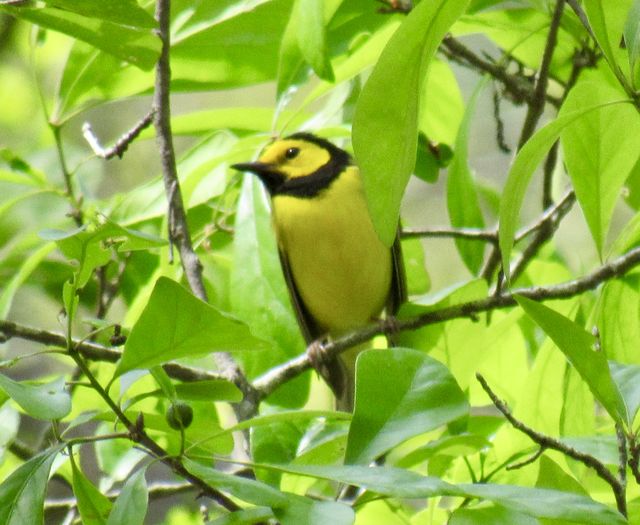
274, 134, 352, 198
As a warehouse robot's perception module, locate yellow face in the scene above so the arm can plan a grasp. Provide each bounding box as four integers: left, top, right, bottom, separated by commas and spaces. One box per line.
258, 138, 331, 179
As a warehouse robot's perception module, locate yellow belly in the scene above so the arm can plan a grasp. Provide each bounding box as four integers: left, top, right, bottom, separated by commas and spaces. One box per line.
272, 167, 391, 335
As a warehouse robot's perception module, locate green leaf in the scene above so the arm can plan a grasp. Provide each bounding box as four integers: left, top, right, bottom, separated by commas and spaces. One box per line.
449, 506, 538, 525
174, 380, 242, 402
255, 463, 625, 524
583, 0, 623, 76
72, 458, 113, 525
42, 0, 156, 28
458, 483, 624, 524
0, 242, 55, 319
274, 496, 354, 525
209, 507, 274, 525
610, 361, 640, 426
624, 0, 640, 81
0, 148, 47, 185
447, 77, 488, 274
498, 99, 630, 281
0, 376, 71, 420
0, 446, 63, 525
54, 43, 123, 121
352, 0, 470, 246
252, 418, 307, 486
277, 6, 307, 98
560, 80, 640, 255
230, 176, 307, 407
295, 0, 334, 81
401, 236, 430, 295
419, 58, 464, 145
595, 273, 640, 363
345, 348, 468, 465
116, 277, 268, 376
106, 467, 148, 525
396, 433, 491, 469
185, 458, 287, 508
170, 0, 292, 89
0, 6, 160, 70
536, 455, 589, 497
515, 296, 627, 426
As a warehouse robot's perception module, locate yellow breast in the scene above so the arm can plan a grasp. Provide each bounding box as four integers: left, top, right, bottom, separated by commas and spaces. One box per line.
272, 166, 392, 335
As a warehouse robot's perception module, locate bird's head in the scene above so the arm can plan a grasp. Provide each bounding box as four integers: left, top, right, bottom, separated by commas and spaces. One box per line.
232, 133, 351, 197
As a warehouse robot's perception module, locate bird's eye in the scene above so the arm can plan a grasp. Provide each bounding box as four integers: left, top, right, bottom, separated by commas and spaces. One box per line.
285, 147, 300, 159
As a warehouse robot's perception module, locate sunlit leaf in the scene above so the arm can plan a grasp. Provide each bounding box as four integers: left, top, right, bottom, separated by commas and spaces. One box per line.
116, 277, 268, 375
499, 99, 630, 281
560, 79, 640, 255
106, 467, 148, 525
0, 447, 63, 525
515, 296, 627, 426
0, 376, 71, 421
353, 0, 470, 246
346, 348, 468, 465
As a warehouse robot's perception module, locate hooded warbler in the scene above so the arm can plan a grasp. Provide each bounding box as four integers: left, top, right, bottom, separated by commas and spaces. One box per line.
232, 133, 406, 410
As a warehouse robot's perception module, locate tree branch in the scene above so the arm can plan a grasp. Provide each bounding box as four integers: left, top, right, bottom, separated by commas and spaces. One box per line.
517, 0, 565, 149
402, 188, 575, 248
476, 373, 627, 517
66, 345, 240, 512
253, 246, 640, 398
83, 110, 154, 160
151, 0, 253, 414
441, 36, 562, 108
0, 320, 228, 384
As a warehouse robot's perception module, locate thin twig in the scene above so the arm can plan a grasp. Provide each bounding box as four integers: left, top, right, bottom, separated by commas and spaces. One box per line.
476, 373, 627, 517
506, 190, 576, 285
82, 110, 154, 160
628, 434, 640, 484
401, 226, 497, 243
8, 439, 37, 460
66, 346, 240, 512
253, 246, 640, 398
492, 85, 511, 153
616, 424, 627, 489
403, 188, 575, 246
51, 125, 83, 227
506, 447, 544, 471
441, 36, 561, 108
517, 0, 565, 149
151, 0, 253, 415
0, 320, 229, 384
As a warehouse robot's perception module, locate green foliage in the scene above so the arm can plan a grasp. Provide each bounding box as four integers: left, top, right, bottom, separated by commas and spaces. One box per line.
2, 0, 640, 523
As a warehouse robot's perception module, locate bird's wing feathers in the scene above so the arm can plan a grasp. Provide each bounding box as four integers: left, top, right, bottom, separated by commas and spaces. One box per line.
277, 247, 320, 344
388, 226, 407, 315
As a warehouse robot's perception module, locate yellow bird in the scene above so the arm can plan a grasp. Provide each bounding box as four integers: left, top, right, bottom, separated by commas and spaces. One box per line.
233, 133, 406, 410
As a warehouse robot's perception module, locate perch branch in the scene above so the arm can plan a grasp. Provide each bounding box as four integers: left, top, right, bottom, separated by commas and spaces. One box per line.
253, 246, 640, 398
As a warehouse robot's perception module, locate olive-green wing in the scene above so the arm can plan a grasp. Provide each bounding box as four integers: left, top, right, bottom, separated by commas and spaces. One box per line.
388, 226, 407, 315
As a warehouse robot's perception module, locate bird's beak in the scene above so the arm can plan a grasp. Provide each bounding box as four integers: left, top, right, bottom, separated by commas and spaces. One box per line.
231, 161, 283, 194
230, 161, 272, 175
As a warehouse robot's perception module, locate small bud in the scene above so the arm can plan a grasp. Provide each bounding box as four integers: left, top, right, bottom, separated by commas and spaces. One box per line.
166, 402, 193, 430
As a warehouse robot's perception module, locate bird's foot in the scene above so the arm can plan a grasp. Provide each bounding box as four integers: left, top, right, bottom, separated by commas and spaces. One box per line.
306, 337, 333, 374
380, 316, 401, 345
